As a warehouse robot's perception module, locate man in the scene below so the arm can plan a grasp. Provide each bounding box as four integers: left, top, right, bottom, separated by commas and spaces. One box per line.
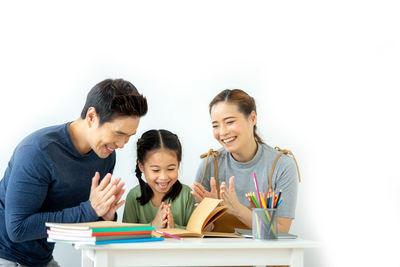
0, 79, 148, 266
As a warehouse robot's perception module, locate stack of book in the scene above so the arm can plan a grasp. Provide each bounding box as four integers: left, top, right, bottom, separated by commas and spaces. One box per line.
46, 221, 164, 245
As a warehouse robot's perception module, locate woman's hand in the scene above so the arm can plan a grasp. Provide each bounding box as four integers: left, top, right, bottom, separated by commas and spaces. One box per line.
220, 176, 252, 228
220, 176, 242, 214
192, 177, 218, 202
151, 202, 168, 228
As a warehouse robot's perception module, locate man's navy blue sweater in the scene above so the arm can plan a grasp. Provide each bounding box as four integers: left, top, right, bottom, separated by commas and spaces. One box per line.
0, 123, 115, 266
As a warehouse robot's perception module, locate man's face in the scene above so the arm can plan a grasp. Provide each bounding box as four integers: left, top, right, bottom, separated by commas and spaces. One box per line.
88, 115, 140, 158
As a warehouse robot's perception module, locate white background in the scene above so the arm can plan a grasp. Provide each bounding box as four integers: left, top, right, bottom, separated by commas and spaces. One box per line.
1, 1, 399, 266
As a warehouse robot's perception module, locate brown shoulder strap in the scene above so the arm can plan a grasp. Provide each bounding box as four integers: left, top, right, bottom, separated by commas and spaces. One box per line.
200, 149, 221, 198
268, 146, 301, 192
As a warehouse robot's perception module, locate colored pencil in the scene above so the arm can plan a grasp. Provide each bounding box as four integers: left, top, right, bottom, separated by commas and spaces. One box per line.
277, 198, 283, 207
253, 172, 264, 208
268, 190, 273, 208
275, 190, 282, 207
246, 194, 257, 208
250, 193, 260, 208
154, 230, 182, 240
271, 191, 275, 208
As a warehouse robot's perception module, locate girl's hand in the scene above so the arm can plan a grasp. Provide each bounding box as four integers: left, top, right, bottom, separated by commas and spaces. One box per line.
151, 202, 168, 228
166, 204, 174, 228
220, 176, 242, 214
192, 177, 218, 202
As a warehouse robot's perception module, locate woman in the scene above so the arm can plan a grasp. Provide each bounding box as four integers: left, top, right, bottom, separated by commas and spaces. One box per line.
192, 89, 299, 233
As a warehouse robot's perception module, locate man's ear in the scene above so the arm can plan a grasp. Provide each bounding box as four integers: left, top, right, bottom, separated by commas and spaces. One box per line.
86, 107, 98, 127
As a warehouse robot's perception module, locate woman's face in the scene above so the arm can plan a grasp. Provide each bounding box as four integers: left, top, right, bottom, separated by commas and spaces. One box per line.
138, 149, 179, 197
210, 102, 257, 155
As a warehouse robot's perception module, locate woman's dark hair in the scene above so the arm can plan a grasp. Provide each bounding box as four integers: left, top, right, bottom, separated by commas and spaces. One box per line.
135, 129, 183, 205
80, 78, 148, 124
209, 89, 264, 144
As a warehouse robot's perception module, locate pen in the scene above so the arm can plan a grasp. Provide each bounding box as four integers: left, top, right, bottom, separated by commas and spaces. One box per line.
154, 230, 182, 240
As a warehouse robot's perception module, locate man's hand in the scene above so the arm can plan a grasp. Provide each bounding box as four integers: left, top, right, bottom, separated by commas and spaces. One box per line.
191, 177, 218, 202
101, 177, 126, 221
89, 172, 125, 219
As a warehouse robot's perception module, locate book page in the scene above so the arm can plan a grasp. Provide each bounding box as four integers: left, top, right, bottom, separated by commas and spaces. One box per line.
203, 231, 243, 238
156, 228, 203, 238
186, 198, 224, 233
202, 205, 228, 229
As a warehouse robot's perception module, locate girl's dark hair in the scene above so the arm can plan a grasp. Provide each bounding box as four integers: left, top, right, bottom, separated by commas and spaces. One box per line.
80, 79, 148, 124
135, 129, 183, 205
209, 89, 264, 144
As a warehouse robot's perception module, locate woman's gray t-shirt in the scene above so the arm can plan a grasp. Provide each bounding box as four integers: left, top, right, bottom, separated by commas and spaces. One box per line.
194, 143, 298, 218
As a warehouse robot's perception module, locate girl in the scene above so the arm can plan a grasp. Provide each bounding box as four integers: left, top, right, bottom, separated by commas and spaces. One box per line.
192, 89, 299, 233
123, 129, 195, 228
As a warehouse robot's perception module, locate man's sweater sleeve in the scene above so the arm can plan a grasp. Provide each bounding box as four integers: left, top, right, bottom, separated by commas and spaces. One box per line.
5, 145, 98, 243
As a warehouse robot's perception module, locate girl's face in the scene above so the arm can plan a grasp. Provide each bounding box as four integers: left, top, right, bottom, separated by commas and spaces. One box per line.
138, 149, 179, 197
210, 102, 257, 155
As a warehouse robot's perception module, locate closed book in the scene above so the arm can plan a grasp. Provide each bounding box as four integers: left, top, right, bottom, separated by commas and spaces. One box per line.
47, 228, 152, 237
47, 236, 164, 245
47, 230, 152, 241
45, 221, 154, 235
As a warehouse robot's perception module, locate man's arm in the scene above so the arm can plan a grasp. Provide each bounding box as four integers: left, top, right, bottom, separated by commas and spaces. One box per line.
5, 146, 120, 242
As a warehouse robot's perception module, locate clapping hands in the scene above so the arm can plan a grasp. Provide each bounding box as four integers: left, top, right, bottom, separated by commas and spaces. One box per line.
89, 172, 126, 221
151, 202, 174, 228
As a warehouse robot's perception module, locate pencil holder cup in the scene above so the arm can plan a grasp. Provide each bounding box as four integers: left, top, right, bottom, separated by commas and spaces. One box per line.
252, 208, 278, 240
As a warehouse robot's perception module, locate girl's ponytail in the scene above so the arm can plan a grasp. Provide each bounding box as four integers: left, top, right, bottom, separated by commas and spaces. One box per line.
135, 163, 154, 205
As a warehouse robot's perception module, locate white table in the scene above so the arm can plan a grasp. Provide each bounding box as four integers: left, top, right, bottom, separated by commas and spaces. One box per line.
75, 238, 318, 267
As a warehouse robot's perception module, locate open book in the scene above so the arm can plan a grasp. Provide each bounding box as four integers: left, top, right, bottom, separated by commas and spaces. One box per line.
156, 198, 242, 238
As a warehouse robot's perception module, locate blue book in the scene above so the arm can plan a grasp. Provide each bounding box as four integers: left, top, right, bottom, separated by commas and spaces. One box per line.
95, 237, 164, 245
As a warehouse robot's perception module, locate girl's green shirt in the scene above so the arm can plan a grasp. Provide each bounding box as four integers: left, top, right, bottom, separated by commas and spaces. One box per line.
122, 184, 196, 229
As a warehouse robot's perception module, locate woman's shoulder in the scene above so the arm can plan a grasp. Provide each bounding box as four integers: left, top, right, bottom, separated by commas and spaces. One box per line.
260, 143, 296, 167
197, 147, 228, 168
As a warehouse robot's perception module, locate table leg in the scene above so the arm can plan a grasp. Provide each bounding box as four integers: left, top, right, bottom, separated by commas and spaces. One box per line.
290, 248, 304, 267
81, 249, 93, 267
93, 250, 108, 267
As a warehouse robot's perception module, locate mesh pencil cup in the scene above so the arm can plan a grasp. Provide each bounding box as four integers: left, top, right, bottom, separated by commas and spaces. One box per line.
252, 208, 278, 240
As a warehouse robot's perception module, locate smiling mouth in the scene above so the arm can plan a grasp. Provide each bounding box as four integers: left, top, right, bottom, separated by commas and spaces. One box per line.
156, 181, 170, 190
105, 145, 115, 153
222, 136, 237, 144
